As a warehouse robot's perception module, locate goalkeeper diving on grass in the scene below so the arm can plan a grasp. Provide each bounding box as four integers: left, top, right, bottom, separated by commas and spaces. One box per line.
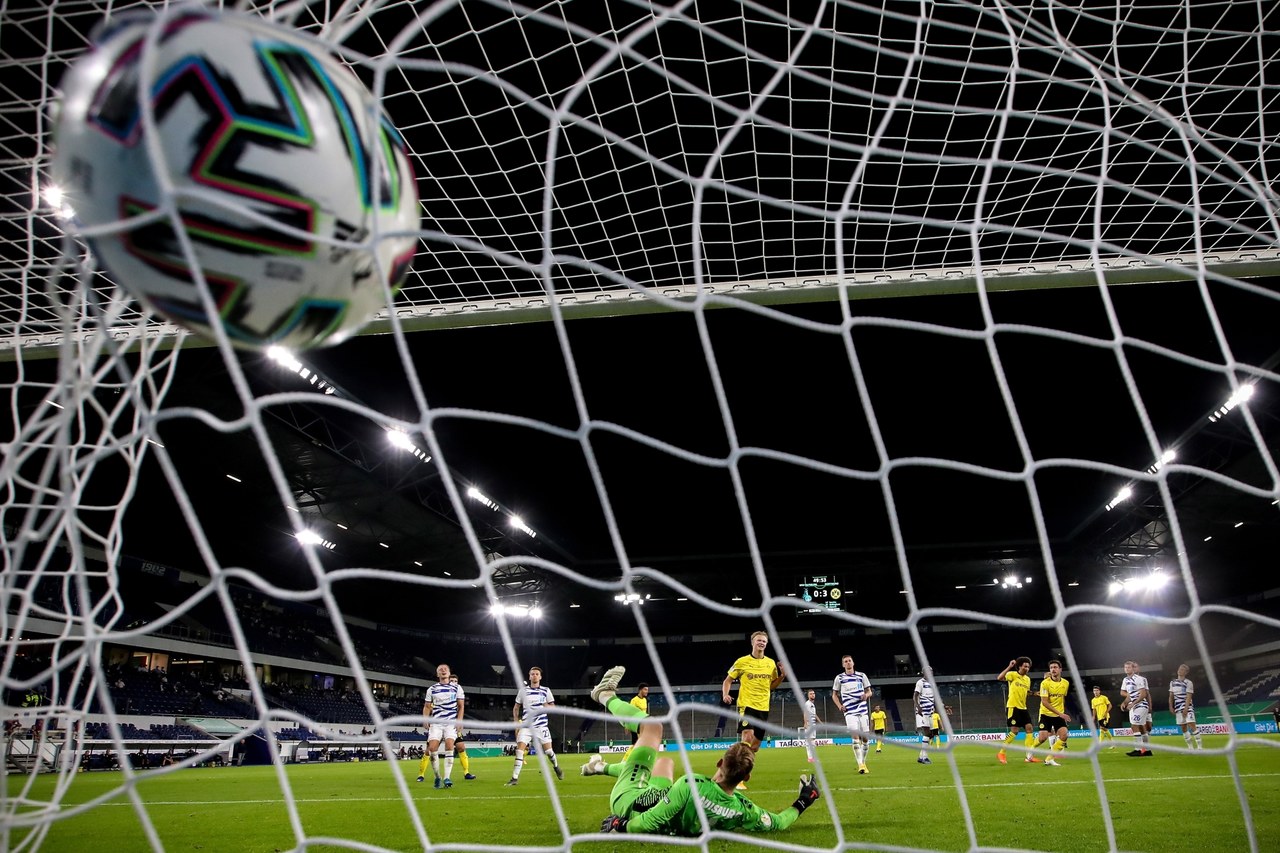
585, 666, 820, 836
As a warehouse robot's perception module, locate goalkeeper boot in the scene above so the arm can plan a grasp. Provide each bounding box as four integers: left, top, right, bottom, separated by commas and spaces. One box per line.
581, 754, 607, 776
591, 666, 627, 705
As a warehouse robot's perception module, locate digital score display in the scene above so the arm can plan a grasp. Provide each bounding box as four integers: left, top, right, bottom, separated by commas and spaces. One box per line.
798, 575, 844, 614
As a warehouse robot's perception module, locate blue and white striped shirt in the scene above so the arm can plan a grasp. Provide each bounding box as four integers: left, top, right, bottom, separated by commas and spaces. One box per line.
1122, 674, 1150, 709
514, 685, 555, 727
426, 681, 464, 721
914, 678, 936, 715
1169, 677, 1194, 712
833, 671, 872, 716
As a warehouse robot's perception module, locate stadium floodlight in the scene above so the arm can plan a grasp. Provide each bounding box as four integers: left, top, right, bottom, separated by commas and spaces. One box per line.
529, 606, 543, 619
1234, 521, 1244, 528
490, 603, 505, 616
1208, 383, 1255, 422
467, 487, 498, 510
1105, 486, 1133, 511
614, 593, 644, 604
225, 474, 241, 482
510, 515, 537, 538
295, 529, 335, 550
1148, 448, 1177, 474
386, 428, 414, 451
1109, 580, 1125, 595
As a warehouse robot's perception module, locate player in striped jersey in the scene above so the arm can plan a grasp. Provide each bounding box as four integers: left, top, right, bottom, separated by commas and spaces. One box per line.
418, 663, 465, 788
1169, 663, 1204, 749
831, 655, 873, 774
506, 666, 564, 785
1120, 660, 1153, 756
912, 668, 936, 765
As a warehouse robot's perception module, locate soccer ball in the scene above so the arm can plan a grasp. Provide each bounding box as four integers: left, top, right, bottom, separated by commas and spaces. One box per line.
49, 9, 418, 350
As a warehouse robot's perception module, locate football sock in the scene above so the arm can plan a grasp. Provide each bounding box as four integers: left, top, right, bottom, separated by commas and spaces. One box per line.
418, 755, 431, 778
458, 750, 470, 773
442, 751, 453, 779
546, 749, 559, 769
1183, 731, 1194, 747
1193, 730, 1203, 748
606, 696, 645, 734
511, 753, 524, 780
429, 753, 440, 777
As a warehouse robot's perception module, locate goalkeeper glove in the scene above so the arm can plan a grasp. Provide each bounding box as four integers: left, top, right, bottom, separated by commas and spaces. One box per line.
792, 774, 820, 815
600, 815, 629, 833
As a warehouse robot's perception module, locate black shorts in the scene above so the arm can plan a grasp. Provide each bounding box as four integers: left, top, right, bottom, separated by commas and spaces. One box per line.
1007, 708, 1032, 729
1096, 715, 1110, 727
1039, 714, 1068, 734
738, 706, 768, 739
629, 729, 639, 745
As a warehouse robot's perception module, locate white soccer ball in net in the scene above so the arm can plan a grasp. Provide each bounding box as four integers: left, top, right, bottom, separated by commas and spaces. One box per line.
49, 9, 418, 350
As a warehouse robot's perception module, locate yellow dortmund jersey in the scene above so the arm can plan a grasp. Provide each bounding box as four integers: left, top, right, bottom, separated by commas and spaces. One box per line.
930, 711, 941, 730
1091, 694, 1111, 721
630, 695, 648, 715
1039, 676, 1069, 717
728, 654, 779, 712
870, 710, 887, 731
1004, 671, 1031, 710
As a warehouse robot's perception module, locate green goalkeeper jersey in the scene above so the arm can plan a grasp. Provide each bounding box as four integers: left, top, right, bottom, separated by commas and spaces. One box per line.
626, 774, 800, 836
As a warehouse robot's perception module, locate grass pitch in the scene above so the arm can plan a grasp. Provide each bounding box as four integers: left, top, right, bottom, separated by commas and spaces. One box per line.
8, 736, 1280, 852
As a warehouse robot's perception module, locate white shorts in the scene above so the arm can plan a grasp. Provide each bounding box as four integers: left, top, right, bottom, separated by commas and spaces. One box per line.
428, 723, 458, 743
1175, 708, 1197, 726
1128, 706, 1149, 727
517, 725, 552, 746
915, 713, 933, 731
844, 713, 870, 734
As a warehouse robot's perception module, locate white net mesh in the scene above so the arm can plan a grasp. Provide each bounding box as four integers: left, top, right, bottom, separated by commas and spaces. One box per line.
2, 0, 1279, 851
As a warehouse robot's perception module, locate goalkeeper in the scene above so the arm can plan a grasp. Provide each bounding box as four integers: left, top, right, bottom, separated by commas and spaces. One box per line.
588, 666, 820, 836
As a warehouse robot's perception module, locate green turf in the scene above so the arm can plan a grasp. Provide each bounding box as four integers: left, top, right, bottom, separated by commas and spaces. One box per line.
7, 736, 1280, 852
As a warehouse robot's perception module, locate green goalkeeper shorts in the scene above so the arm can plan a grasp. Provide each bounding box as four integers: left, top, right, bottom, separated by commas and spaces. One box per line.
608, 746, 672, 817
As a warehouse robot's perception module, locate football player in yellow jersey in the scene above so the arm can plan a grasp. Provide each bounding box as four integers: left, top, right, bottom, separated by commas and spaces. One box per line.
996, 657, 1037, 764
1036, 660, 1072, 766
869, 705, 887, 753
1090, 686, 1115, 747
621, 684, 650, 761
722, 631, 782, 788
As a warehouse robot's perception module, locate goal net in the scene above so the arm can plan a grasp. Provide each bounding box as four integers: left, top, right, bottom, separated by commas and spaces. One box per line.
2, 0, 1278, 851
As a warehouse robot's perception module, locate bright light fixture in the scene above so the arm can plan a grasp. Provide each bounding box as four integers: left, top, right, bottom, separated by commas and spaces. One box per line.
1209, 383, 1255, 422
386, 429, 414, 451
1105, 486, 1132, 511
467, 487, 497, 510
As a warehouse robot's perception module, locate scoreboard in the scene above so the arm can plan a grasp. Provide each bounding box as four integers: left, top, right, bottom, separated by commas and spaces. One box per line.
798, 575, 844, 614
